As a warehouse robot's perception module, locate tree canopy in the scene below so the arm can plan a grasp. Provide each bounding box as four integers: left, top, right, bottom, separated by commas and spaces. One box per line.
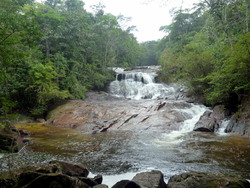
0, 0, 142, 116
159, 0, 250, 112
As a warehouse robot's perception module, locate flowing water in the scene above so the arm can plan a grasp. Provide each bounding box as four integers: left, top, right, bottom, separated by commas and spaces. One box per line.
1, 67, 250, 187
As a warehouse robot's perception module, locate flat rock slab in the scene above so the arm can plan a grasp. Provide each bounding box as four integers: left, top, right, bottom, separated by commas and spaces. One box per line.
47, 92, 191, 134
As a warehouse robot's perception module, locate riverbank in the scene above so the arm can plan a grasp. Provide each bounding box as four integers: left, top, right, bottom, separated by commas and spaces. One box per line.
0, 160, 249, 188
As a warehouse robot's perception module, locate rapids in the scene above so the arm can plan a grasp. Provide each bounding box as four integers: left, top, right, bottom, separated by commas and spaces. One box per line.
1, 66, 250, 187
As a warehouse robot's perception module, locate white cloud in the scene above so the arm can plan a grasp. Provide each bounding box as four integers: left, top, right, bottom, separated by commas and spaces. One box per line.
38, 0, 201, 42
84, 0, 201, 42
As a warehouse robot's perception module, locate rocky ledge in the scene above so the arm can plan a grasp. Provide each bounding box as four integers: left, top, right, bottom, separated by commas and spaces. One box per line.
0, 161, 249, 188
193, 104, 250, 137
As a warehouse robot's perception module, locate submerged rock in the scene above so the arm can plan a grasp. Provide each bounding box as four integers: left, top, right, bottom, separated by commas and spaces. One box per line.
167, 172, 250, 188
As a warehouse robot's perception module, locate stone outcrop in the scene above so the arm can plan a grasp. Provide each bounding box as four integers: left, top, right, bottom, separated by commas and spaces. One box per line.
194, 105, 226, 132
167, 172, 250, 188
0, 161, 106, 188
0, 122, 24, 153
225, 97, 250, 137
132, 170, 167, 188
1, 164, 249, 188
47, 92, 191, 134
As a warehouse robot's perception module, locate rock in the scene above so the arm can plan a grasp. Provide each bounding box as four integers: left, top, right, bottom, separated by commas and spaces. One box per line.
167, 172, 250, 188
19, 129, 30, 136
225, 117, 250, 137
132, 170, 167, 188
0, 178, 15, 188
36, 118, 46, 123
112, 180, 141, 188
93, 184, 109, 188
0, 122, 24, 152
49, 160, 89, 177
22, 174, 90, 188
193, 111, 216, 132
93, 175, 103, 184
0, 131, 22, 152
194, 105, 227, 133
79, 177, 98, 187
225, 98, 250, 137
0, 162, 98, 188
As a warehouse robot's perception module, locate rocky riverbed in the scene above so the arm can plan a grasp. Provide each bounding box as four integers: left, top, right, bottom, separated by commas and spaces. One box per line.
1, 67, 250, 187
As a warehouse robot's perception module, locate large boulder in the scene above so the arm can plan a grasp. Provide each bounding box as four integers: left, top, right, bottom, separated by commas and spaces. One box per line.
19, 173, 90, 188
132, 170, 167, 188
167, 172, 250, 188
112, 180, 141, 188
0, 161, 103, 188
225, 98, 250, 137
225, 119, 250, 137
49, 161, 89, 177
194, 105, 226, 132
93, 185, 109, 188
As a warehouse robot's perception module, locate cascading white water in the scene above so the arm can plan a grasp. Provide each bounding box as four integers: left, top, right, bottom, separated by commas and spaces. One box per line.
217, 119, 230, 136
109, 67, 208, 146
155, 104, 207, 145
109, 69, 177, 100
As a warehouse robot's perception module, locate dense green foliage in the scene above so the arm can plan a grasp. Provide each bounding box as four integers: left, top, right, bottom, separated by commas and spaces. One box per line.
0, 0, 141, 116
159, 0, 250, 111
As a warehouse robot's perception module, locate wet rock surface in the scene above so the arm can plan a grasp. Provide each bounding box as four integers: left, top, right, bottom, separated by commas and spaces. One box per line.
167, 172, 250, 188
112, 180, 141, 188
132, 170, 167, 188
194, 105, 226, 132
225, 98, 250, 137
47, 92, 191, 134
0, 122, 25, 153
0, 161, 104, 188
1, 162, 250, 188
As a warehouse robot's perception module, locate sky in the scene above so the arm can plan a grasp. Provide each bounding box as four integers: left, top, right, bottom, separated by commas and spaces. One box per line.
83, 0, 201, 42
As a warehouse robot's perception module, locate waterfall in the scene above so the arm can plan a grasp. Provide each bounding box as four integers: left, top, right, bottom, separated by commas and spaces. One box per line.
155, 104, 207, 145
109, 69, 177, 100
217, 119, 230, 136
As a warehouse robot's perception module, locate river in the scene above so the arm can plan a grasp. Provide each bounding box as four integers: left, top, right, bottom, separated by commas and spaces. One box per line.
1, 67, 250, 187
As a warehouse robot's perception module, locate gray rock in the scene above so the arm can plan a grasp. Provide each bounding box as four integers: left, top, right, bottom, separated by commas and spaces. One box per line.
194, 105, 226, 132
225, 101, 250, 137
132, 170, 167, 188
225, 118, 250, 137
167, 172, 250, 188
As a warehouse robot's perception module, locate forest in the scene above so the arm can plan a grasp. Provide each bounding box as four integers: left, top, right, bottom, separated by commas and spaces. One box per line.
0, 0, 146, 116
158, 0, 250, 113
0, 0, 250, 117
